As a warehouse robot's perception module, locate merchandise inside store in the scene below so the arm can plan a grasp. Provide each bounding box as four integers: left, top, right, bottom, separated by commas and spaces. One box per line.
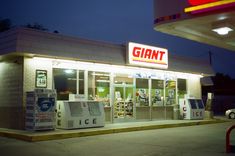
47, 58, 197, 123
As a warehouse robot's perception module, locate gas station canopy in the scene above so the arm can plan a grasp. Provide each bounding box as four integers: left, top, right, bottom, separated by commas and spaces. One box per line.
154, 0, 235, 51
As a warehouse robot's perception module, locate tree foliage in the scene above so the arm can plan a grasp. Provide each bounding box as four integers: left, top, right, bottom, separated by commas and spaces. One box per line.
25, 23, 48, 31
202, 73, 235, 95
0, 18, 12, 32
0, 18, 59, 34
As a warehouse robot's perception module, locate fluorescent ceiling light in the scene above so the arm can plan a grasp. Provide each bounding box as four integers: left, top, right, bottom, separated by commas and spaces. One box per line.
64, 69, 74, 74
96, 80, 110, 83
212, 27, 233, 35
91, 73, 110, 76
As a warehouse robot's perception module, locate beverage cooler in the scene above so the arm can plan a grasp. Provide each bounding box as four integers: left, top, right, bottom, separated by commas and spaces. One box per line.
25, 89, 57, 131
56, 101, 105, 129
179, 95, 205, 120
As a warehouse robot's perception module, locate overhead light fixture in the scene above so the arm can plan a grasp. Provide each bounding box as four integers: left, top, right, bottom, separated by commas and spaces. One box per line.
64, 69, 74, 74
212, 27, 233, 35
96, 80, 110, 83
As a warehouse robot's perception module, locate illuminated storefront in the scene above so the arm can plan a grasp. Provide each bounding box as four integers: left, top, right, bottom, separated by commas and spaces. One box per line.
0, 28, 214, 129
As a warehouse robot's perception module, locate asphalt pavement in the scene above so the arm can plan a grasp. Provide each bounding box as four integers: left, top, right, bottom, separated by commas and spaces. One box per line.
0, 119, 235, 156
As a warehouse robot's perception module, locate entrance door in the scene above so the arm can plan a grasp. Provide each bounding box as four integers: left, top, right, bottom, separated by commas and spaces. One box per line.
113, 84, 134, 121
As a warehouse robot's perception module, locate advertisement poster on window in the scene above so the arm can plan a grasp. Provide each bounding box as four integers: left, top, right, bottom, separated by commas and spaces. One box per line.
36, 70, 47, 88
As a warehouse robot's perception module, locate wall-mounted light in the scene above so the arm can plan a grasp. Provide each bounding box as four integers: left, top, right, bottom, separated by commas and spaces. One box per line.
212, 27, 233, 35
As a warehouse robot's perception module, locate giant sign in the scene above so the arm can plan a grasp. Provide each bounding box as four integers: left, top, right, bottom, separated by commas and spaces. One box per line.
128, 42, 168, 69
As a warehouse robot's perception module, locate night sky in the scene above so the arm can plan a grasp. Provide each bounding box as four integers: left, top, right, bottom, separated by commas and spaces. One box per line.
1, 0, 235, 78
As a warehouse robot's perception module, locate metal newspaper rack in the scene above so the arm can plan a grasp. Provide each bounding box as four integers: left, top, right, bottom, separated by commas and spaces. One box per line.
25, 89, 57, 131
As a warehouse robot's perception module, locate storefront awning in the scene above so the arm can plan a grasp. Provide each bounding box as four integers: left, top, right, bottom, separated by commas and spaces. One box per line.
200, 77, 214, 86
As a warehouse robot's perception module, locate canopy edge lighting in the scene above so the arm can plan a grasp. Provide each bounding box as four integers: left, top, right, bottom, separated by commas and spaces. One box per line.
184, 0, 235, 13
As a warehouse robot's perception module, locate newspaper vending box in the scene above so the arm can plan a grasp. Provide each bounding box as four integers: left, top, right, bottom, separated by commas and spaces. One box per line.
25, 89, 57, 131
56, 101, 105, 129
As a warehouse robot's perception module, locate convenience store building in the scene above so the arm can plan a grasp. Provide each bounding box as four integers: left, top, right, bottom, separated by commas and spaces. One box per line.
0, 28, 214, 130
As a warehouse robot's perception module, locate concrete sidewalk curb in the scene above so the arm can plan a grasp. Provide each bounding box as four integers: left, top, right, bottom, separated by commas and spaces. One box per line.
0, 119, 228, 142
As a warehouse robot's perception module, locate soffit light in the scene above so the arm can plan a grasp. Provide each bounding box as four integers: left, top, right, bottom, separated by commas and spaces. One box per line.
212, 27, 233, 35
33, 57, 203, 78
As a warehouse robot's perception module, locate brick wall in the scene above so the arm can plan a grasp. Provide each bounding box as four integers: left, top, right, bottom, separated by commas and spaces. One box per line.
0, 57, 53, 129
23, 57, 53, 110
23, 57, 53, 92
0, 57, 23, 129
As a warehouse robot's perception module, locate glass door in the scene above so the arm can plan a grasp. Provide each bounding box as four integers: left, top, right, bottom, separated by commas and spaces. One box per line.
114, 84, 134, 120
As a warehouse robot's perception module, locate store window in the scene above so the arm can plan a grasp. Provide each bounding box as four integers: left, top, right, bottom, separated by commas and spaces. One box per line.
151, 79, 164, 106
114, 74, 134, 118
165, 80, 176, 105
177, 78, 187, 99
88, 71, 110, 106
53, 68, 77, 100
136, 78, 149, 106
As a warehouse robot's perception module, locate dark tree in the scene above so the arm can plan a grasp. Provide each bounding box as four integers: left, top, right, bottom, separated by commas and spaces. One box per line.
203, 73, 235, 95
25, 22, 48, 31
0, 18, 12, 32
0, 18, 59, 34
53, 30, 59, 33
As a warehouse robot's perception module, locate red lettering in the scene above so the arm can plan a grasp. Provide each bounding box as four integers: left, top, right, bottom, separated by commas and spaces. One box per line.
188, 0, 219, 6
133, 47, 141, 57
159, 51, 165, 61
151, 50, 159, 60
140, 48, 145, 58
131, 44, 167, 64
144, 49, 152, 59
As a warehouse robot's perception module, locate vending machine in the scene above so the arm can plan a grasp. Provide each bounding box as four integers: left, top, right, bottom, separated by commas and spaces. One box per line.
56, 101, 105, 129
25, 89, 57, 131
179, 95, 205, 120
